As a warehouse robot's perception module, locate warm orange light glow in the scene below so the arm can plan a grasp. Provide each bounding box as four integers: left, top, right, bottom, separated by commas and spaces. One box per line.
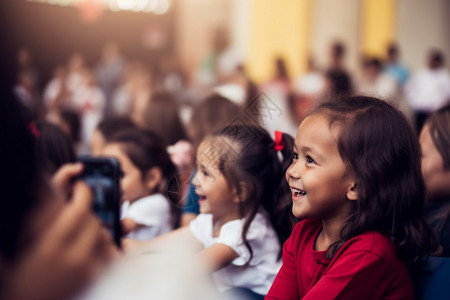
27, 0, 170, 14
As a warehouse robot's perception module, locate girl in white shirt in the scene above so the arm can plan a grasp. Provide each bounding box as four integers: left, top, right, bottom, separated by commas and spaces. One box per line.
124, 125, 295, 297
103, 129, 180, 241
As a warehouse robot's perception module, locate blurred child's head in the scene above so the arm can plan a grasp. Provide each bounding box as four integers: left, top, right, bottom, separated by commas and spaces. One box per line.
188, 94, 244, 149
140, 90, 187, 145
35, 121, 76, 175
288, 96, 438, 263
103, 129, 178, 206
420, 104, 450, 200
428, 49, 445, 70
193, 125, 295, 257
387, 43, 399, 63
324, 70, 352, 97
362, 58, 383, 80
91, 117, 136, 156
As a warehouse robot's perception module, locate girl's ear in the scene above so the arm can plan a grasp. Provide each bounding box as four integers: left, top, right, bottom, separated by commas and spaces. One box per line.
347, 182, 358, 201
232, 182, 253, 203
144, 167, 163, 191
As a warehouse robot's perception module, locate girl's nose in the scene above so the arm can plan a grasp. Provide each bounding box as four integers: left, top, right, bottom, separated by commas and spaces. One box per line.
286, 161, 300, 182
191, 171, 200, 188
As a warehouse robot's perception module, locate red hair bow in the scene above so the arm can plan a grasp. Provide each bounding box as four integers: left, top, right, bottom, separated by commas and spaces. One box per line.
274, 131, 285, 152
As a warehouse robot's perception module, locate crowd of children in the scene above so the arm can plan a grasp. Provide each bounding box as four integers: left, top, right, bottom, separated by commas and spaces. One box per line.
1, 40, 450, 300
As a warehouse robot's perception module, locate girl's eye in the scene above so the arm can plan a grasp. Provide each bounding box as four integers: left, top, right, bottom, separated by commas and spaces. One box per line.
306, 155, 315, 164
119, 169, 125, 178
293, 152, 299, 161
202, 169, 210, 176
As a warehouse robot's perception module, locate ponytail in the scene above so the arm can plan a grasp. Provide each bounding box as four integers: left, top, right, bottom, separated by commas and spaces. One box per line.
266, 131, 297, 258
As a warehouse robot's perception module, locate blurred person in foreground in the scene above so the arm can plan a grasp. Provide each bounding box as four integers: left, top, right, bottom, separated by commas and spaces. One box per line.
0, 86, 117, 300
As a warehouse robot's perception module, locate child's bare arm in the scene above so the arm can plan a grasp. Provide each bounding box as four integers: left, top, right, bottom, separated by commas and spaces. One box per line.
197, 244, 239, 273
122, 227, 203, 255
121, 217, 139, 236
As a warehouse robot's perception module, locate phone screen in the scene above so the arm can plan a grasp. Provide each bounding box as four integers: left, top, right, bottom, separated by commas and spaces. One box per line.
79, 156, 121, 247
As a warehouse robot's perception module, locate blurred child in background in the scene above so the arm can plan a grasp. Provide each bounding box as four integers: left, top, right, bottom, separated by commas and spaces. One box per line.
90, 117, 136, 156
420, 104, 450, 256
103, 129, 180, 240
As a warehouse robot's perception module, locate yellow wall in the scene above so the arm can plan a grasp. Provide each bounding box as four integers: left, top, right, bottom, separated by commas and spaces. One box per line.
246, 0, 312, 83
361, 0, 396, 58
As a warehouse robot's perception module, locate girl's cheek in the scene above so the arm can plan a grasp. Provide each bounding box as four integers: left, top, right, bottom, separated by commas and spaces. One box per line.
191, 173, 200, 186
120, 177, 129, 194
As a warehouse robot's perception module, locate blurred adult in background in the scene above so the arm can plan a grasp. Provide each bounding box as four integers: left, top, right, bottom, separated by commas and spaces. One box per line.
261, 56, 298, 138
405, 49, 450, 133
324, 41, 353, 100
327, 41, 349, 73
212, 64, 249, 107
323, 69, 352, 99
17, 47, 40, 93
42, 65, 69, 113
65, 53, 88, 95
384, 43, 410, 86
357, 57, 399, 106
356, 57, 412, 123
128, 64, 153, 125
196, 27, 241, 91
70, 69, 105, 153
13, 70, 41, 120
95, 42, 126, 117
293, 57, 326, 123
110, 61, 140, 117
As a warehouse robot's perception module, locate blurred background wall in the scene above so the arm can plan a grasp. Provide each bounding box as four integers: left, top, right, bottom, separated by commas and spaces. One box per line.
0, 0, 449, 88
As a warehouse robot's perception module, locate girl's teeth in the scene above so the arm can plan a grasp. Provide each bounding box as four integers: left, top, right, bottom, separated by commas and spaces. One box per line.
293, 188, 306, 196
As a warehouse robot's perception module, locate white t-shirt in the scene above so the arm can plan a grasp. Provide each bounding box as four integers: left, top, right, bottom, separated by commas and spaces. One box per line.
405, 68, 450, 112
189, 211, 282, 295
120, 193, 172, 241
70, 85, 106, 145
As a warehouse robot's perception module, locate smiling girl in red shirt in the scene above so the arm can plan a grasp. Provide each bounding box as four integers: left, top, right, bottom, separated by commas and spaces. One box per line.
266, 96, 439, 300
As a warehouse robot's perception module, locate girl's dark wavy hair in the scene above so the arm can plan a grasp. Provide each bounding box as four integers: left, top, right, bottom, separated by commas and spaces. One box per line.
312, 96, 439, 265
209, 125, 296, 261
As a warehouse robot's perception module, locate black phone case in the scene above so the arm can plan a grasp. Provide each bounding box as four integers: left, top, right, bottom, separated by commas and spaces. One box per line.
79, 156, 122, 247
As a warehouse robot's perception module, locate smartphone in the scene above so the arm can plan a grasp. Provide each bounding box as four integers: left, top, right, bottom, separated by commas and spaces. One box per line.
79, 156, 121, 247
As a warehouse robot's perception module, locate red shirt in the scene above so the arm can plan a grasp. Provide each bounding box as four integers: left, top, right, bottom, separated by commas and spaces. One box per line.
266, 219, 414, 300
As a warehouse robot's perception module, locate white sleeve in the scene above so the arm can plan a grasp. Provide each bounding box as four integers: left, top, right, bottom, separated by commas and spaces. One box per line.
190, 213, 278, 267
189, 214, 212, 244
215, 219, 249, 266
126, 195, 171, 227
217, 216, 273, 267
